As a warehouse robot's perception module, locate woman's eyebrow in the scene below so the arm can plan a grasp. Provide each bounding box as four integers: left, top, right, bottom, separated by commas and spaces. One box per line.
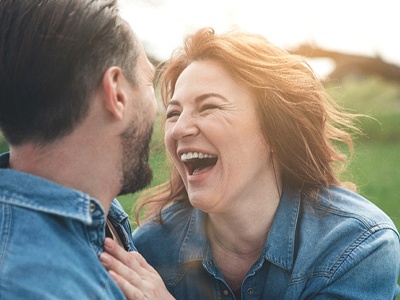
167, 99, 180, 107
168, 93, 228, 107
194, 93, 228, 104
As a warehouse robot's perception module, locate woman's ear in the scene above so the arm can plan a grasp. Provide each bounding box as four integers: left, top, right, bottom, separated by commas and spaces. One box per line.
101, 67, 128, 120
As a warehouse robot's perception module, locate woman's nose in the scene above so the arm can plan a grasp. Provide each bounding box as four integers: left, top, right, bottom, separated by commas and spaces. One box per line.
171, 113, 199, 140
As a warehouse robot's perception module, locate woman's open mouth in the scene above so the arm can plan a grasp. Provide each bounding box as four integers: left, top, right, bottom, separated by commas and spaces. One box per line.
180, 152, 218, 175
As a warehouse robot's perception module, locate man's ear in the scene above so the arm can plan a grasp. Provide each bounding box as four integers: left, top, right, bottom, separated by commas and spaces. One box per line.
101, 67, 128, 120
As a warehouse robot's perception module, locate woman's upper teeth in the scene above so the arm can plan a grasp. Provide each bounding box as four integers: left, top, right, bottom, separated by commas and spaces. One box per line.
180, 152, 216, 161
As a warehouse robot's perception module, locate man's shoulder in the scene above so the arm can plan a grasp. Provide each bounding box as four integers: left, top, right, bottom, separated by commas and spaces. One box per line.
0, 239, 125, 299
0, 167, 95, 224
0, 202, 125, 299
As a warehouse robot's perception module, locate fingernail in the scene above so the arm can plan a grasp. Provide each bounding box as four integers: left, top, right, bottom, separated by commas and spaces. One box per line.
109, 270, 118, 281
99, 253, 111, 265
104, 238, 114, 251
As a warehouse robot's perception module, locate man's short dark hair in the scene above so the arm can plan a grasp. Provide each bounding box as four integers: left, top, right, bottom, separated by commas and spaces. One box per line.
0, 0, 139, 145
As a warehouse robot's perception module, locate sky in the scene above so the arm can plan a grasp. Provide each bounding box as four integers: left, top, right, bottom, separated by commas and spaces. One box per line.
119, 0, 400, 78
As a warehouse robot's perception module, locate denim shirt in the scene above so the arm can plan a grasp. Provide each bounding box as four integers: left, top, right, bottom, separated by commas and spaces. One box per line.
133, 186, 400, 300
0, 152, 135, 299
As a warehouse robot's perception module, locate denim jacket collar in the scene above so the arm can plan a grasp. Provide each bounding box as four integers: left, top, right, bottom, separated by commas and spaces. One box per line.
178, 187, 301, 272
264, 188, 300, 271
179, 208, 208, 264
0, 152, 101, 225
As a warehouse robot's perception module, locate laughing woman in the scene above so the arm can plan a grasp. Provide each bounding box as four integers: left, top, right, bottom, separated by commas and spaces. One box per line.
102, 27, 400, 299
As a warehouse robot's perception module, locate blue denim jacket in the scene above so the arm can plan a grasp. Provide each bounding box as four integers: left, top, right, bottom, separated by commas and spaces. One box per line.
0, 152, 135, 299
133, 186, 400, 299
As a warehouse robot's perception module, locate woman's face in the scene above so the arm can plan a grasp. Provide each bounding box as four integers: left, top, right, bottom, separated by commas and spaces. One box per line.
165, 60, 274, 213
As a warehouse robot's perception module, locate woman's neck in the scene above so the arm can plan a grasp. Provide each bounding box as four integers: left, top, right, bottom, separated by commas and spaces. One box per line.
206, 193, 279, 292
206, 184, 280, 252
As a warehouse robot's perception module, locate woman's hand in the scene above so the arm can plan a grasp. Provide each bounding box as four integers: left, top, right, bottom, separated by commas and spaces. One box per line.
100, 238, 175, 300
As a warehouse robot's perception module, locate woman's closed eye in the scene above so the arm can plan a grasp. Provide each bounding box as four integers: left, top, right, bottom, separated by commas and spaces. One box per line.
166, 110, 180, 120
200, 104, 219, 113
166, 102, 222, 120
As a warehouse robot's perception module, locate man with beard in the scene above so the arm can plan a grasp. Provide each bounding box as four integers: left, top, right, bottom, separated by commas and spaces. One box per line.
0, 0, 172, 299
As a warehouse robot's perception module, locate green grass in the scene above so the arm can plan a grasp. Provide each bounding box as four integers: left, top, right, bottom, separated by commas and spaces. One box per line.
117, 150, 168, 220
0, 134, 8, 153
341, 141, 400, 229
326, 76, 400, 143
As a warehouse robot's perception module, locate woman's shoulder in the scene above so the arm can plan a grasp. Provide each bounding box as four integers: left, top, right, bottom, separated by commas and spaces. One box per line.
132, 200, 195, 247
295, 186, 399, 261
136, 200, 193, 227
298, 186, 399, 262
132, 201, 203, 281
291, 186, 399, 289
314, 186, 398, 231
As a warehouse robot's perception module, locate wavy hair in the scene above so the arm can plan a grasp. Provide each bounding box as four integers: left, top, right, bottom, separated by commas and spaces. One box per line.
136, 27, 360, 224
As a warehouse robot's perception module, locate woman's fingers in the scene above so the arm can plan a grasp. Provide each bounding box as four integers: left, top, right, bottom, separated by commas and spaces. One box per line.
103, 238, 139, 268
100, 252, 141, 287
100, 238, 175, 300
104, 238, 157, 274
108, 270, 145, 300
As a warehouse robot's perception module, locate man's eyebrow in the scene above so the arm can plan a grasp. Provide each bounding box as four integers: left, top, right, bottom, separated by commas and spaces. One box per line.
168, 93, 228, 107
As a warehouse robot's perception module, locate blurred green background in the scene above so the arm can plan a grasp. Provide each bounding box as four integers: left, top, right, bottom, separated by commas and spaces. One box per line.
121, 75, 400, 230
1, 75, 399, 231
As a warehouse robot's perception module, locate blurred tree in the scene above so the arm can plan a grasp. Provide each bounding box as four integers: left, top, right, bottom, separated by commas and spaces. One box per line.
289, 44, 400, 84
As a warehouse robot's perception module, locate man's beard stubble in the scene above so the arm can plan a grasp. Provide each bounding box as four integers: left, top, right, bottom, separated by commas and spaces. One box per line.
118, 120, 154, 196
